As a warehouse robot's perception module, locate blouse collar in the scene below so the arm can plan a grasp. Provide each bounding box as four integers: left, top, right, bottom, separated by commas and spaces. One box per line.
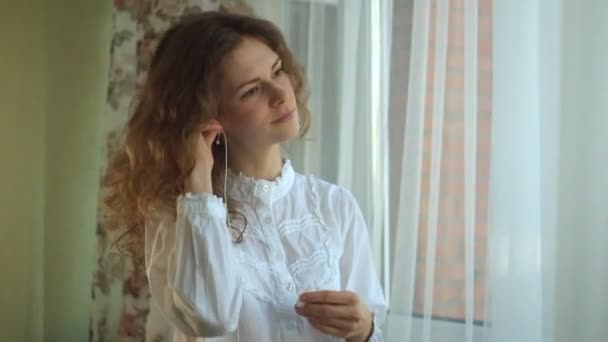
226, 158, 295, 205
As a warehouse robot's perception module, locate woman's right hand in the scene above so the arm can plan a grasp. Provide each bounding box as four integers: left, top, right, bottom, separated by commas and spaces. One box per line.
184, 120, 223, 194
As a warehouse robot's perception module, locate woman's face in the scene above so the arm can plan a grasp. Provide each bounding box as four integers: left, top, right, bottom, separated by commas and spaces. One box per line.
216, 37, 299, 150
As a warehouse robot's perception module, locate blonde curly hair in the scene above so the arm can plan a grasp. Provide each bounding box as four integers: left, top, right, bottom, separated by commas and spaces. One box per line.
102, 11, 310, 263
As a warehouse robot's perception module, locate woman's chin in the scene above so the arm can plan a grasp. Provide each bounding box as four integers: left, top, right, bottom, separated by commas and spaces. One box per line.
273, 118, 300, 142
274, 130, 299, 145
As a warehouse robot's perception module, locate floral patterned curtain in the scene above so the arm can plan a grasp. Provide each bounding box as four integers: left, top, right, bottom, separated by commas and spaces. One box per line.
90, 1, 253, 341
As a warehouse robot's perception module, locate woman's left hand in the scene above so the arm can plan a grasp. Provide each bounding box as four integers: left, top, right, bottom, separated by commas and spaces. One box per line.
295, 290, 373, 342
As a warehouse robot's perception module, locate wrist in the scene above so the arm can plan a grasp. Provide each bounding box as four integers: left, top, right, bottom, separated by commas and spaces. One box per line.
348, 312, 374, 342
184, 172, 213, 194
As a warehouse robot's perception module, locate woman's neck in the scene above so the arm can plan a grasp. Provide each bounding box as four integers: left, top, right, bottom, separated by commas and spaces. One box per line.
227, 144, 284, 181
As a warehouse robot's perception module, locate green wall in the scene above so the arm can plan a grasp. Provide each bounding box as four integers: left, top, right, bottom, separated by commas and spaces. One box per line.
0, 1, 46, 340
0, 0, 111, 341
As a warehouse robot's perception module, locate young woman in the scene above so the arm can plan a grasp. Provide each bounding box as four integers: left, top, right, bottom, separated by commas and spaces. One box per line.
104, 11, 386, 342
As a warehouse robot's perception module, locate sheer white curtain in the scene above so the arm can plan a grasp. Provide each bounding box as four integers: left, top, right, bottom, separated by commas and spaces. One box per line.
487, 1, 608, 341
487, 0, 555, 340
386, 1, 493, 340
387, 0, 553, 341
388, 1, 608, 342
551, 1, 608, 341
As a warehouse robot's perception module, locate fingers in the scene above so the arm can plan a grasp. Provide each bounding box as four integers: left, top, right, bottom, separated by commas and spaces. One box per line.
200, 122, 223, 146
201, 128, 221, 146
296, 291, 371, 339
295, 303, 361, 321
299, 290, 359, 305
307, 322, 345, 338
307, 317, 357, 332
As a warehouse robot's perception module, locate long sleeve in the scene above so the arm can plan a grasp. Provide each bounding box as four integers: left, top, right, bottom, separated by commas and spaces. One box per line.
144, 193, 244, 337
339, 189, 388, 341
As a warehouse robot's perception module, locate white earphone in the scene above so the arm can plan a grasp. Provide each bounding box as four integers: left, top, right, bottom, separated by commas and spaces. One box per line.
215, 132, 231, 228
215, 131, 240, 342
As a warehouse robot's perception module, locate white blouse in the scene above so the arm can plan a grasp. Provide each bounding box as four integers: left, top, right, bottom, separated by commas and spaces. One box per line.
145, 159, 387, 342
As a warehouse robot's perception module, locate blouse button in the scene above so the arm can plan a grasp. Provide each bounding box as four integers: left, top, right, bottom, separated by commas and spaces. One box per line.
264, 217, 272, 224
285, 282, 294, 291
287, 320, 297, 330
262, 184, 270, 192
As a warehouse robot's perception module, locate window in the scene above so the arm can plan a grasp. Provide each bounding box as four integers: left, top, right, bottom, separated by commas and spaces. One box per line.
389, 0, 493, 323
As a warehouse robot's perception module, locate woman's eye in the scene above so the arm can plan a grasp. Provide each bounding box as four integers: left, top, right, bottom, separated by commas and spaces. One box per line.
242, 86, 259, 98
273, 67, 285, 77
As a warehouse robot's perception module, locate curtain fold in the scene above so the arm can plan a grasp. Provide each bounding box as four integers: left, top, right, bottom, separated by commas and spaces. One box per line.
487, 0, 544, 339
388, 1, 607, 342
387, 0, 493, 341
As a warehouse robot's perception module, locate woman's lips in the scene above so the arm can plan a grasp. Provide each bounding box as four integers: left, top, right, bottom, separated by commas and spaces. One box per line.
272, 109, 295, 124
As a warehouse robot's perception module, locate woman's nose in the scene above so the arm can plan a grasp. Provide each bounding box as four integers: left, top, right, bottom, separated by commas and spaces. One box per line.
268, 81, 287, 107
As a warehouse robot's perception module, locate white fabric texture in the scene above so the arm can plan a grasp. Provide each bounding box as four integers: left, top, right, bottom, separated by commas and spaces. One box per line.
145, 159, 387, 341
387, 1, 608, 341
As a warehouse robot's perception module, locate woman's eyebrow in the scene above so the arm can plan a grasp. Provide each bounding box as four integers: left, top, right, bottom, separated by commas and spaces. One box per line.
234, 57, 282, 92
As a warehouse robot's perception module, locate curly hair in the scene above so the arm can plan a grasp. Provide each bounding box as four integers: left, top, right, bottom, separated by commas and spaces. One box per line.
102, 11, 310, 263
